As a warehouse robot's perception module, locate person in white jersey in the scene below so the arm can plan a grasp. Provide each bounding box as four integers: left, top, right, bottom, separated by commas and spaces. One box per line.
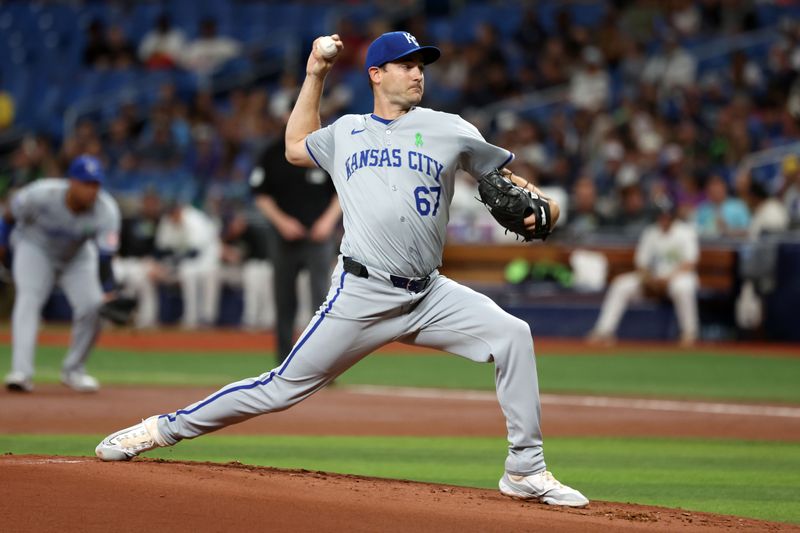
588, 198, 700, 346
95, 32, 588, 508
1, 155, 121, 392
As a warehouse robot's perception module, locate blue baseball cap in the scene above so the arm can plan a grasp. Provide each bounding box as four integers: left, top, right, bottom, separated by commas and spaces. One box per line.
68, 155, 105, 185
365, 31, 441, 74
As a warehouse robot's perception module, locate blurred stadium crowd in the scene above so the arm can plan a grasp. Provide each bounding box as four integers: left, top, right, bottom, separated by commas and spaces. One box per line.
1, 0, 799, 333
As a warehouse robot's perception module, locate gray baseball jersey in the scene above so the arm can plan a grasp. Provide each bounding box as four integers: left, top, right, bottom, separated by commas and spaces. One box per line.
156, 108, 546, 477
10, 178, 121, 264
305, 107, 513, 277
8, 178, 120, 380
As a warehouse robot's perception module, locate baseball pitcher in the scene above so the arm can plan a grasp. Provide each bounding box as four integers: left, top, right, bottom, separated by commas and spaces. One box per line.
2, 155, 121, 392
96, 32, 588, 507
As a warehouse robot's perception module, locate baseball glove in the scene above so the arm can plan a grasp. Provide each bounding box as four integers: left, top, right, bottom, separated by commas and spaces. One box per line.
98, 296, 137, 326
477, 169, 552, 241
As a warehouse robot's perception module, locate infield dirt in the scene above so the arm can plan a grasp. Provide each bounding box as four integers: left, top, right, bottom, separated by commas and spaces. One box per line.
2, 455, 797, 532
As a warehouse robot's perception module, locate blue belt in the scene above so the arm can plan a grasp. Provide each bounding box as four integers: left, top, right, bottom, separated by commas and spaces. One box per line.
343, 257, 431, 294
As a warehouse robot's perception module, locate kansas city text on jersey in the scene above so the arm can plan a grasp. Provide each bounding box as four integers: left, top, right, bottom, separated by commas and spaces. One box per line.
345, 149, 444, 182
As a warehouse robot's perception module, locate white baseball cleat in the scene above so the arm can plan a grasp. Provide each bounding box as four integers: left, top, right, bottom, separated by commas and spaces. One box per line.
95, 416, 165, 461
5, 371, 34, 393
499, 471, 589, 507
61, 370, 100, 393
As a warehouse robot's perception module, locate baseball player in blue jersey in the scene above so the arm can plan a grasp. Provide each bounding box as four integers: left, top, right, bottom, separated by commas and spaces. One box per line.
96, 32, 588, 507
2, 155, 121, 393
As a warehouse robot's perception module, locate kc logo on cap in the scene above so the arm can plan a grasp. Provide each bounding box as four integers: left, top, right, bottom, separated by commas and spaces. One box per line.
365, 31, 441, 74
68, 155, 106, 185
402, 32, 419, 46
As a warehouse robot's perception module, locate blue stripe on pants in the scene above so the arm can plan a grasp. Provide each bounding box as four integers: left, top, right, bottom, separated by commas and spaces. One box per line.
162, 271, 347, 422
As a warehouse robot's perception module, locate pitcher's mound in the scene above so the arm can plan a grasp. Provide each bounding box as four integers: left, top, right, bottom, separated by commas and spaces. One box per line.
0, 455, 792, 532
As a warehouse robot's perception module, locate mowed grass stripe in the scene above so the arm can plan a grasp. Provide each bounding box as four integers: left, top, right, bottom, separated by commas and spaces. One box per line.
1, 434, 798, 524
1, 346, 799, 402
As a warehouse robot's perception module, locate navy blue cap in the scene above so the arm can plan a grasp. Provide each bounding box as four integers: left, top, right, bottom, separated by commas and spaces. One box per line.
365, 31, 441, 74
68, 155, 105, 185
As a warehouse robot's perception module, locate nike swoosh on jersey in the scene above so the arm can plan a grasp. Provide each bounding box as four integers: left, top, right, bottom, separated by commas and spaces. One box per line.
351, 128, 366, 135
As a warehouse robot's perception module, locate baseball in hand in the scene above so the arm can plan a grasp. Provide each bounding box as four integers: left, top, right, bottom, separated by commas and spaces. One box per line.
317, 36, 338, 59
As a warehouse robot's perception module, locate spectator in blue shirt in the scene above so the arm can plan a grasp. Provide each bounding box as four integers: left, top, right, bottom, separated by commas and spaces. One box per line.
694, 174, 750, 237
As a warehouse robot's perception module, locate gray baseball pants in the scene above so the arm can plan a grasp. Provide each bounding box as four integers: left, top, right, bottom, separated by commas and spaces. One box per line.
158, 256, 545, 476
10, 240, 103, 378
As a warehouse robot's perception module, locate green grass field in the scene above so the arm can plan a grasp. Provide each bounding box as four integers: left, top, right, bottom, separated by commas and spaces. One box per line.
2, 343, 800, 524
2, 434, 799, 524
3, 345, 799, 402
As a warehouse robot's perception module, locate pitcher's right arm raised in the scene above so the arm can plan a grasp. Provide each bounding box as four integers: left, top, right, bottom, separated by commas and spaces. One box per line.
285, 35, 343, 167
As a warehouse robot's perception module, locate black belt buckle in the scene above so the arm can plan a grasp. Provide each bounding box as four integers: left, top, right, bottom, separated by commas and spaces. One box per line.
390, 274, 431, 293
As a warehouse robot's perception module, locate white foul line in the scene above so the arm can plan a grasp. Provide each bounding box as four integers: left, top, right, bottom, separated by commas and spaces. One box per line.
2, 458, 91, 465
346, 385, 800, 419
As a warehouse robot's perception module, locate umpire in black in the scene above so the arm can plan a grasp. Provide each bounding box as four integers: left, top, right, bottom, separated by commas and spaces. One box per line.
250, 130, 341, 364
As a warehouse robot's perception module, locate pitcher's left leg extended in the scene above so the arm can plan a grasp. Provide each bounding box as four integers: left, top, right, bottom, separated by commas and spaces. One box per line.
404, 276, 544, 476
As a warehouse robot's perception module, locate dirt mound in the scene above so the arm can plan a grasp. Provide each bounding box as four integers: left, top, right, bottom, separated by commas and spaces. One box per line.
1, 455, 794, 532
